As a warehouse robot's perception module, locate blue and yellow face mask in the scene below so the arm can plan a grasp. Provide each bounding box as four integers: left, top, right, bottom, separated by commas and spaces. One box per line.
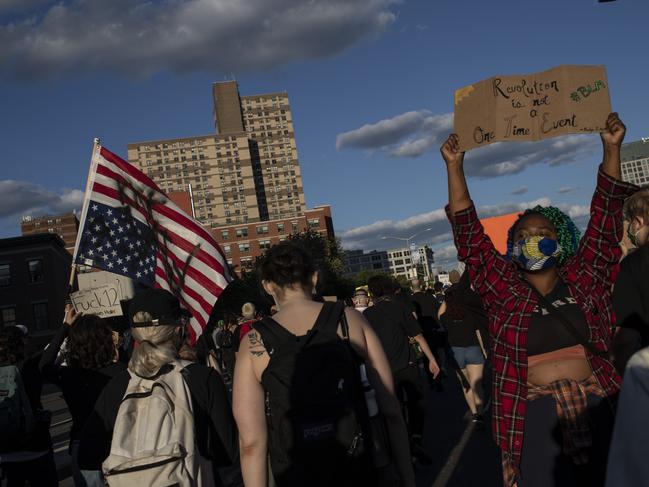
511, 236, 563, 271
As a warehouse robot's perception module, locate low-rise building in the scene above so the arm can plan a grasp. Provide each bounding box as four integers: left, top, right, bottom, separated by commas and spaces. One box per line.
211, 205, 334, 274
343, 249, 390, 276
0, 234, 71, 348
387, 245, 435, 283
21, 212, 79, 254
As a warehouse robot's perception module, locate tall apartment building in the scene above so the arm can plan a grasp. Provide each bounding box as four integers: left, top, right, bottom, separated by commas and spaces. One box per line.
128, 81, 306, 228
621, 137, 649, 187
21, 212, 80, 254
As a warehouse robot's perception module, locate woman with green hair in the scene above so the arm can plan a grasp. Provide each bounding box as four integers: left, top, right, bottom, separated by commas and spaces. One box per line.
440, 112, 635, 487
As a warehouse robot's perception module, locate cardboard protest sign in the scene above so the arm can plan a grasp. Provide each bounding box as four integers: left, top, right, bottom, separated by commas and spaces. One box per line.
454, 65, 611, 151
70, 283, 123, 318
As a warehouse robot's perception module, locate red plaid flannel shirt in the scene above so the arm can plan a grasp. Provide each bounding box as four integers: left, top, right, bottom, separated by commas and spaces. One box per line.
447, 166, 636, 484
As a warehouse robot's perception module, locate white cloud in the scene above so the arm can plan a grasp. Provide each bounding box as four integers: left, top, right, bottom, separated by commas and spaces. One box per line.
340, 197, 555, 252
336, 111, 453, 157
337, 109, 600, 178
557, 186, 577, 194
0, 180, 84, 236
510, 186, 528, 195
430, 244, 458, 268
0, 0, 397, 78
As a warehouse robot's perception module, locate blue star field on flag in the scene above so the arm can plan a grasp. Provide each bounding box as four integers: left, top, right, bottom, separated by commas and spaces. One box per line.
75, 200, 157, 285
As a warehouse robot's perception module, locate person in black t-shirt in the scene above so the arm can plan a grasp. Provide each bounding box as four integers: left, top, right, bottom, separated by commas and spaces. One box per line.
411, 279, 447, 388
39, 309, 126, 487
438, 271, 486, 425
364, 275, 440, 464
0, 326, 58, 487
612, 189, 649, 373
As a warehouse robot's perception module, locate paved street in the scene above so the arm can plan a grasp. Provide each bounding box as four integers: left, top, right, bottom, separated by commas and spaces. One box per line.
37, 366, 502, 487
43, 388, 74, 487
417, 367, 502, 487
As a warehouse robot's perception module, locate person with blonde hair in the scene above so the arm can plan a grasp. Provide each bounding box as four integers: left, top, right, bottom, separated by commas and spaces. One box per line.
238, 302, 258, 348
78, 289, 237, 485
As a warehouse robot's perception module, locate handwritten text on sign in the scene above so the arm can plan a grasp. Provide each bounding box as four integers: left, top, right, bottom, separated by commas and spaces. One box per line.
454, 65, 611, 151
70, 284, 123, 318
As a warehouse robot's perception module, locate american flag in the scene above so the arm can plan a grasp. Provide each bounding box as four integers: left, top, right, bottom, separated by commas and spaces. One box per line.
73, 144, 232, 341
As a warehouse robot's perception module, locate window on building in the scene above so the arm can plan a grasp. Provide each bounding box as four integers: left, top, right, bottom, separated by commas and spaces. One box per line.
308, 218, 320, 229
259, 240, 271, 250
27, 259, 43, 283
1, 307, 16, 327
291, 222, 299, 233
256, 225, 269, 235
32, 302, 48, 330
0, 264, 10, 286
223, 245, 231, 254
276, 223, 285, 233
236, 228, 248, 238
221, 230, 229, 240
238, 243, 250, 253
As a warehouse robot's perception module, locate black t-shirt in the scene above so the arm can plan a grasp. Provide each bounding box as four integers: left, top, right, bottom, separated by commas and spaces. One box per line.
613, 246, 649, 347
411, 292, 436, 319
440, 314, 479, 348
39, 325, 127, 441
527, 281, 590, 356
440, 277, 487, 348
363, 298, 422, 372
411, 291, 439, 341
77, 362, 238, 475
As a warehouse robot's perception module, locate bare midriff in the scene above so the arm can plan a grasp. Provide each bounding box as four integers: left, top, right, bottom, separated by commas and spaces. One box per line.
527, 345, 592, 386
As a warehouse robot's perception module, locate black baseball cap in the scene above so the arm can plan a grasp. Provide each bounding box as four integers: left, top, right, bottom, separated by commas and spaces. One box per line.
128, 289, 191, 327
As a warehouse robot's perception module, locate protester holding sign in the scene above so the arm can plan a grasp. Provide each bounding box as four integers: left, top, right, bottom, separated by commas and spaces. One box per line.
441, 112, 634, 487
39, 306, 126, 487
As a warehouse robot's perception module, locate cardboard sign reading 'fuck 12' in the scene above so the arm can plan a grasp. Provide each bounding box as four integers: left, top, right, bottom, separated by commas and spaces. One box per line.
454, 65, 611, 151
70, 283, 123, 318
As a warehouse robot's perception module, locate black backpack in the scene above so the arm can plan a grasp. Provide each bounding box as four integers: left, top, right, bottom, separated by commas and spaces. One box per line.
216, 328, 235, 349
253, 301, 375, 487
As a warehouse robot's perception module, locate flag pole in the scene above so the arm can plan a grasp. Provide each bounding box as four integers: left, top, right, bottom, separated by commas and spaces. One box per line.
69, 137, 102, 290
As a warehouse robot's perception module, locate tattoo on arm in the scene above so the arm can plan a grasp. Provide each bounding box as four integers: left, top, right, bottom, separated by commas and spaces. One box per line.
247, 331, 267, 357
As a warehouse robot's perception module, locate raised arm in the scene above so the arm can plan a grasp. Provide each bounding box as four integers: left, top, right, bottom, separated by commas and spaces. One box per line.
440, 135, 514, 310
442, 134, 471, 214
573, 113, 637, 282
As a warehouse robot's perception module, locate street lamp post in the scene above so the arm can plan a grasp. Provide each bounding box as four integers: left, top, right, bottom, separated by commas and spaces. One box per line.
381, 228, 433, 283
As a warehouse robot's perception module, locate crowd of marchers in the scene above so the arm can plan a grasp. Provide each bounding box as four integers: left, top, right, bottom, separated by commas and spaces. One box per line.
2, 113, 649, 487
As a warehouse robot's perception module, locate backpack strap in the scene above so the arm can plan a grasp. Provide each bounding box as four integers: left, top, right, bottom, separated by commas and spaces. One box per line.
312, 301, 346, 336
252, 318, 295, 355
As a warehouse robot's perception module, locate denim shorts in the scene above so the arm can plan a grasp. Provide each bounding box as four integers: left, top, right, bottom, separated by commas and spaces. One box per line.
451, 346, 485, 368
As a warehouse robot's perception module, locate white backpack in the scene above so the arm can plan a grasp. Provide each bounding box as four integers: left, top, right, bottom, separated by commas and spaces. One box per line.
102, 360, 214, 487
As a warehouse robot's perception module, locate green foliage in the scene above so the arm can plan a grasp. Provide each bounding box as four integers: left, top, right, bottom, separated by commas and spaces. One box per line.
216, 230, 356, 316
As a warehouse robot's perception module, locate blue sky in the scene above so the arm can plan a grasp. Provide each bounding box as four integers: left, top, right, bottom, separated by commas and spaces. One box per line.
0, 0, 647, 267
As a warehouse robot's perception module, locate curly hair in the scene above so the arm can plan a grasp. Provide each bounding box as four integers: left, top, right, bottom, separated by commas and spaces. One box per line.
506, 205, 581, 266
0, 327, 25, 366
65, 315, 116, 370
